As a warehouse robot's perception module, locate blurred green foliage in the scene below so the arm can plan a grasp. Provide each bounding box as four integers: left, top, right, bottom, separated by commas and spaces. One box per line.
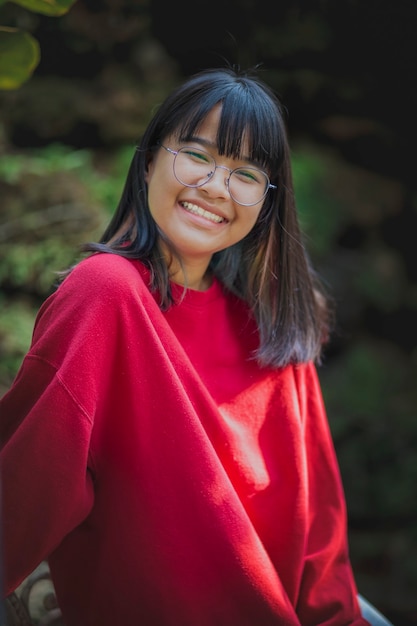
0, 292, 35, 382
0, 142, 134, 387
0, 0, 77, 89
0, 142, 133, 213
292, 146, 349, 257
0, 26, 39, 89
6, 0, 75, 15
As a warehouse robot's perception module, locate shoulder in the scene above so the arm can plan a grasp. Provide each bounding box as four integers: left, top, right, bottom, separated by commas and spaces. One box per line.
31, 254, 155, 357
67, 252, 147, 286
34, 254, 153, 334
59, 253, 151, 303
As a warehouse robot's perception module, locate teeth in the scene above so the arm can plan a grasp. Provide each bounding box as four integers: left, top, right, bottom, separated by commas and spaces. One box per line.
181, 202, 225, 223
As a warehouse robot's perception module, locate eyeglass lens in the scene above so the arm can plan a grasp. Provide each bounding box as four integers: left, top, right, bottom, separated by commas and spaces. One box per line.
173, 147, 269, 206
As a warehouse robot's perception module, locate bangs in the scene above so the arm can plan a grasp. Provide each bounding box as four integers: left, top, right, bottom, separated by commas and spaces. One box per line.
160, 76, 286, 176
216, 90, 285, 171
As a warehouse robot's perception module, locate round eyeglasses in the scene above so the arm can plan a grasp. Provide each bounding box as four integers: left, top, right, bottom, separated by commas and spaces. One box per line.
160, 144, 276, 207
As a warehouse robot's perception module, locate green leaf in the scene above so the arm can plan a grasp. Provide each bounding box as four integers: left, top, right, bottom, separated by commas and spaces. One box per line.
9, 0, 77, 16
0, 27, 40, 90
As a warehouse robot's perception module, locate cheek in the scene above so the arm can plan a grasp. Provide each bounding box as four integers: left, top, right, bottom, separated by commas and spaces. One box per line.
247, 205, 264, 229
145, 163, 165, 213
237, 206, 264, 240
146, 154, 177, 197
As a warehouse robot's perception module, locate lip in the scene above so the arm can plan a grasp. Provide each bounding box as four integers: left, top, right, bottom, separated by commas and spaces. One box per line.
179, 200, 230, 225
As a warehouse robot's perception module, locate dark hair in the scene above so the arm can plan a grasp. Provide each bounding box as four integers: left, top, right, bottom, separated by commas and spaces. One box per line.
83, 67, 330, 367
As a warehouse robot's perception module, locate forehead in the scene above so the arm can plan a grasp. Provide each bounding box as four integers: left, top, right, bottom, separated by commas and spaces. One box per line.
192, 104, 222, 137
173, 104, 252, 156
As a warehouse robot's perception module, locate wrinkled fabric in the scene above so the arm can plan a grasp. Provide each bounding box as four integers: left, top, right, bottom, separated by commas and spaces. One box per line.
0, 253, 368, 625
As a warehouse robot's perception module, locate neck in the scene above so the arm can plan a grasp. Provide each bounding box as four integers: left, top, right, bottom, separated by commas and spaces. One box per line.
170, 266, 213, 291
158, 241, 213, 291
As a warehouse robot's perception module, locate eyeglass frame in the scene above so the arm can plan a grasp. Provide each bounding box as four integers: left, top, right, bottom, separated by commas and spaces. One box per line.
159, 143, 277, 207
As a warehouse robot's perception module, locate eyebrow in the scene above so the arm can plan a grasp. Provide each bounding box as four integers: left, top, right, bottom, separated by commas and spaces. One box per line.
184, 136, 259, 168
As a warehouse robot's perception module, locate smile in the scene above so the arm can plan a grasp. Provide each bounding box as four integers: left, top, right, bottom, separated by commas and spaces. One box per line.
181, 202, 226, 224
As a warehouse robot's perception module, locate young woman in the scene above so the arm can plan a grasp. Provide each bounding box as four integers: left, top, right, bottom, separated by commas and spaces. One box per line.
0, 67, 369, 625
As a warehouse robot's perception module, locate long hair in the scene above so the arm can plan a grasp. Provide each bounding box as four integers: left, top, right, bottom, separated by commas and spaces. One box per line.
82, 67, 331, 367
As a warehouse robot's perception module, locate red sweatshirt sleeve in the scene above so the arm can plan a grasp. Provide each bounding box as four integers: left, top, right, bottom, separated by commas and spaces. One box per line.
0, 356, 95, 594
294, 363, 367, 625
0, 256, 118, 594
0, 253, 155, 596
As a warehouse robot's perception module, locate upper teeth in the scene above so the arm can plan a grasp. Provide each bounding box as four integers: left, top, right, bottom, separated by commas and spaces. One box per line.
181, 202, 225, 223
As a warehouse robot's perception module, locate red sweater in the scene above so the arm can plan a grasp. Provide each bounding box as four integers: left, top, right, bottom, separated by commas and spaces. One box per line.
0, 253, 368, 626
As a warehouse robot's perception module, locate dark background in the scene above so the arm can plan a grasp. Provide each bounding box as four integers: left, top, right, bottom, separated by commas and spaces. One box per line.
0, 0, 416, 623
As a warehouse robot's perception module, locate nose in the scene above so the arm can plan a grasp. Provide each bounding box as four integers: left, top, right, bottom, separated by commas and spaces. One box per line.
203, 165, 231, 198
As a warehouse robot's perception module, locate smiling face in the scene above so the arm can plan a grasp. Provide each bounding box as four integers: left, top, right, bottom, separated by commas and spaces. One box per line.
145, 105, 265, 289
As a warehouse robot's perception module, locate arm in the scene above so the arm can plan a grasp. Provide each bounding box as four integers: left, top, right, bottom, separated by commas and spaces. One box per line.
0, 355, 94, 594
0, 254, 151, 596
0, 256, 119, 594
295, 363, 369, 626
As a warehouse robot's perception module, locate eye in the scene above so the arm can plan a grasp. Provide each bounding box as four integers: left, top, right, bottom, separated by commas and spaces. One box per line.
234, 168, 263, 185
182, 148, 211, 164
